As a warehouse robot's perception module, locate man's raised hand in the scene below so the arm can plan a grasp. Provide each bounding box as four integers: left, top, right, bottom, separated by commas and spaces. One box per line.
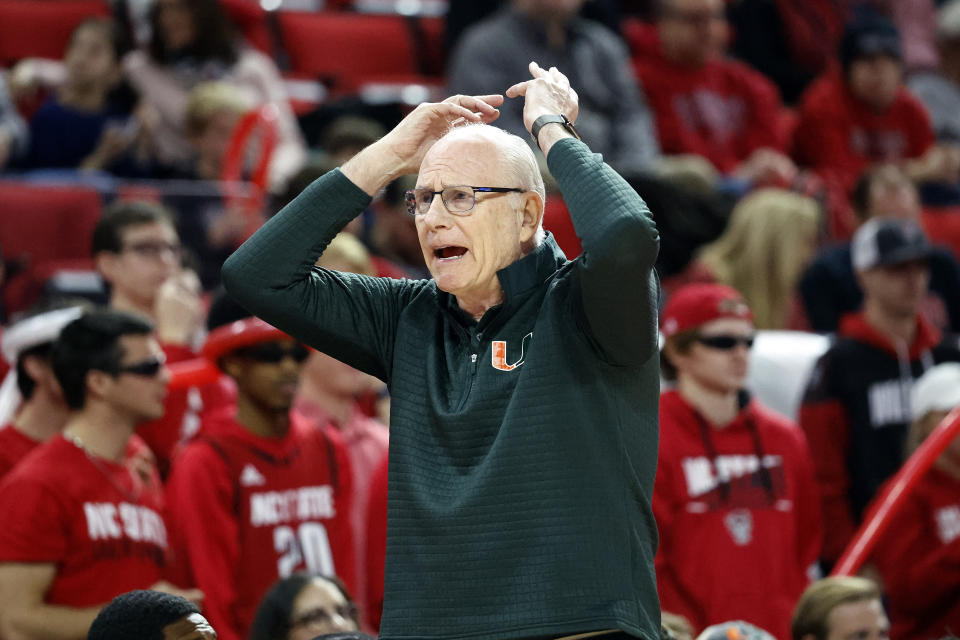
506, 62, 579, 135
341, 94, 503, 196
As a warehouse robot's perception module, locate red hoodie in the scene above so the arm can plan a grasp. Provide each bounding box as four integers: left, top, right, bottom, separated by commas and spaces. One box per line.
633, 45, 787, 174
868, 468, 960, 640
654, 390, 821, 640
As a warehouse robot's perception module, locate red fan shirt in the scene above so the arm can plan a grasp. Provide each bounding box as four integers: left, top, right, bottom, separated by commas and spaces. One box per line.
654, 390, 822, 639
0, 423, 42, 481
869, 468, 960, 640
165, 408, 355, 640
0, 434, 167, 607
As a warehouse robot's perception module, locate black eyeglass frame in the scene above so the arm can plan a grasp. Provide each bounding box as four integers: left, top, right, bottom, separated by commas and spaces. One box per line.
404, 185, 526, 217
694, 334, 756, 350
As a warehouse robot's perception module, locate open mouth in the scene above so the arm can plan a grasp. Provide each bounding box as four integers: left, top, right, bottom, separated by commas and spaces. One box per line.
434, 246, 468, 260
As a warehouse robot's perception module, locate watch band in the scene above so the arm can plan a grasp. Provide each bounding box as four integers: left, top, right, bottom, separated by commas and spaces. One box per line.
531, 114, 582, 150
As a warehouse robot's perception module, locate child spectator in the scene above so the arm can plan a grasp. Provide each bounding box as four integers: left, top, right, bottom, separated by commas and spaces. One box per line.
123, 0, 305, 190
20, 18, 151, 175
680, 188, 820, 330
867, 363, 960, 640
656, 284, 822, 640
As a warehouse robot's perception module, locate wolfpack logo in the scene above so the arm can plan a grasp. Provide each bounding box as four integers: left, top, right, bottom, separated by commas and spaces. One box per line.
936, 505, 960, 544
241, 464, 266, 487
491, 332, 533, 371
868, 380, 912, 428
682, 454, 782, 497
725, 509, 753, 546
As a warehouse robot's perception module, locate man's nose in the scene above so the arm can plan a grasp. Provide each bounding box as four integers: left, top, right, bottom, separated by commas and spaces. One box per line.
420, 194, 452, 227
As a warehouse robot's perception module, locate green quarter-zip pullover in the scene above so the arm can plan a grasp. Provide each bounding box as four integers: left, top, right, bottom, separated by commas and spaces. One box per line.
223, 138, 662, 640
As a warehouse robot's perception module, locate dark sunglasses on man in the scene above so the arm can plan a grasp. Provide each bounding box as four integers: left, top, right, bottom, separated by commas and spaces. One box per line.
695, 334, 755, 350
111, 355, 166, 377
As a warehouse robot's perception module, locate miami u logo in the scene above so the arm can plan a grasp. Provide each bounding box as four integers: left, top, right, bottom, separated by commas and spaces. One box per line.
491, 332, 533, 371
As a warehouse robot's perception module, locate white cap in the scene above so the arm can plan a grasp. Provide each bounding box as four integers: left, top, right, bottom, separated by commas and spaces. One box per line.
938, 0, 960, 40
911, 363, 960, 421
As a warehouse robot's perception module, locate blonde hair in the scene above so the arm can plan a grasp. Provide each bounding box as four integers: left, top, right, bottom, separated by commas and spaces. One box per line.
791, 577, 880, 640
697, 188, 820, 330
316, 233, 375, 276
184, 82, 250, 137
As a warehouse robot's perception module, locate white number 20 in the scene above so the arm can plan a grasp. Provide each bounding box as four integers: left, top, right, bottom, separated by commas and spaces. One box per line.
274, 522, 335, 577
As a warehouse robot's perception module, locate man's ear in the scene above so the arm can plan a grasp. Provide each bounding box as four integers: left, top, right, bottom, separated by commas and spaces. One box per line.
220, 355, 243, 380
518, 192, 544, 245
86, 368, 113, 402
95, 251, 119, 286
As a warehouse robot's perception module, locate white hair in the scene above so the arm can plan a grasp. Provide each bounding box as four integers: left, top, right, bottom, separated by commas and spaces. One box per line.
437, 124, 547, 246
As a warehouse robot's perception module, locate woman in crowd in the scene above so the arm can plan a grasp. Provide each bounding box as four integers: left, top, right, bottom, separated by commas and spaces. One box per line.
123, 0, 305, 189
249, 574, 361, 640
690, 188, 821, 330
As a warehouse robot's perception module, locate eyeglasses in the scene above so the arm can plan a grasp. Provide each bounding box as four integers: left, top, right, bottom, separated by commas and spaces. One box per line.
695, 335, 755, 350
235, 342, 310, 364
290, 603, 359, 629
112, 355, 166, 377
122, 241, 182, 260
404, 185, 525, 216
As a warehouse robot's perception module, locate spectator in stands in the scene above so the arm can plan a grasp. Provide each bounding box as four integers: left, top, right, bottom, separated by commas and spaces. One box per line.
790, 577, 888, 640
799, 164, 960, 333
656, 284, 822, 640
93, 201, 213, 476
123, 0, 305, 190
249, 574, 360, 640
0, 74, 28, 172
866, 363, 960, 640
294, 233, 388, 607
183, 81, 248, 182
680, 188, 820, 330
695, 621, 776, 640
165, 298, 356, 640
636, 0, 798, 186
793, 9, 959, 235
448, 0, 660, 176
87, 590, 217, 640
0, 310, 199, 640
799, 217, 960, 568
361, 457, 387, 633
19, 18, 153, 176
909, 1, 960, 145
0, 305, 84, 479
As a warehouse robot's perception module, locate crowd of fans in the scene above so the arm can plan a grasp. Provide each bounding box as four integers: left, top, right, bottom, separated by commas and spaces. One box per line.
1, 0, 960, 638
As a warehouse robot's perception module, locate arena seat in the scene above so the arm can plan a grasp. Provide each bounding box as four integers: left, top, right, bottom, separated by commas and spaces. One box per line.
746, 331, 831, 421
0, 0, 111, 66
922, 207, 960, 261
218, 0, 274, 54
277, 12, 441, 94
0, 182, 103, 313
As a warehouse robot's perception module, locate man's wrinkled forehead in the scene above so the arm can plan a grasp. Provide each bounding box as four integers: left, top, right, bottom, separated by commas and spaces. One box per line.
418, 132, 507, 187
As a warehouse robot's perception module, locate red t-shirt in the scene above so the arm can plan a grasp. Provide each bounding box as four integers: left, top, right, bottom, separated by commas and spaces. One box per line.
0, 434, 167, 606
165, 409, 355, 640
869, 468, 960, 640
0, 424, 42, 481
654, 390, 822, 639
634, 48, 787, 174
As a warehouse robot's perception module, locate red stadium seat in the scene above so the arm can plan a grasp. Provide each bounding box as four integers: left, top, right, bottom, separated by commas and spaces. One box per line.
219, 0, 273, 54
922, 208, 960, 262
278, 12, 439, 94
0, 0, 110, 66
0, 182, 103, 312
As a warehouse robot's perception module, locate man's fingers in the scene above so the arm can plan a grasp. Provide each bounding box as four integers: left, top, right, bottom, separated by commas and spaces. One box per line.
506, 80, 533, 98
442, 94, 503, 111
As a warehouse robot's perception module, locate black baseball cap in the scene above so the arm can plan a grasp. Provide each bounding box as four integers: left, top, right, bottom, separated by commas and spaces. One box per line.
851, 217, 932, 271
840, 10, 902, 70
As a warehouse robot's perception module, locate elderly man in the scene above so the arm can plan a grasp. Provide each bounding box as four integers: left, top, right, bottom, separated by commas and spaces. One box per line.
223, 63, 661, 640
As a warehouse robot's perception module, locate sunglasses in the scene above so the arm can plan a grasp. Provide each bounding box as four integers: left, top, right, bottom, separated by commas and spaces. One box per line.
235, 342, 310, 364
113, 356, 166, 377
695, 334, 755, 350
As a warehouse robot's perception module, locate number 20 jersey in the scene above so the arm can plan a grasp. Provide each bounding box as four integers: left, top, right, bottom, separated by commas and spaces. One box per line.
165, 408, 356, 640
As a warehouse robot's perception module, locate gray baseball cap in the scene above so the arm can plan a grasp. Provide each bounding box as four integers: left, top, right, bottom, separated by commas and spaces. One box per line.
851, 217, 932, 271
